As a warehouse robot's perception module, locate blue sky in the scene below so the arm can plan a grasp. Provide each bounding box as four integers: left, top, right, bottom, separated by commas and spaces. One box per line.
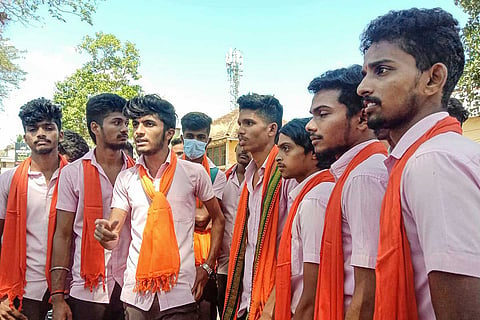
0, 0, 469, 148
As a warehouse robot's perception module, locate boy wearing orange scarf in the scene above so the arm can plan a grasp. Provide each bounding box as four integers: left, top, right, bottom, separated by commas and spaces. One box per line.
305, 65, 388, 319
180, 111, 227, 320
274, 118, 335, 320
358, 8, 480, 319
0, 98, 65, 320
223, 93, 297, 320
50, 93, 132, 320
94, 94, 225, 319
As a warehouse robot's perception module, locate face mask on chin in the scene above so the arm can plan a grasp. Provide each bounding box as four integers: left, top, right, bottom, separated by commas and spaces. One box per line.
183, 138, 207, 160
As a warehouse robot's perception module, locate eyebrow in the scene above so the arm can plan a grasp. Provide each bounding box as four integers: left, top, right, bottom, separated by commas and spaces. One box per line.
310, 104, 331, 114
367, 59, 395, 70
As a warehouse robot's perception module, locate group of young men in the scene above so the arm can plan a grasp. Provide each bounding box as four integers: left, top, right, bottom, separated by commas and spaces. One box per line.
0, 6, 479, 320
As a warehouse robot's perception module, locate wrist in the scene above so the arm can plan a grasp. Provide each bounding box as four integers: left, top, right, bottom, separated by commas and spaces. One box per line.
200, 263, 213, 277
51, 293, 66, 304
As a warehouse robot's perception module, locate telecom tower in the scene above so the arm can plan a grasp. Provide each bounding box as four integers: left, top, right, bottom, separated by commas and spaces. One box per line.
226, 48, 243, 109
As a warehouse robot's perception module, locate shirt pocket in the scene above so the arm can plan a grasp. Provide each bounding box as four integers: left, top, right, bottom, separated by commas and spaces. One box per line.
168, 195, 194, 222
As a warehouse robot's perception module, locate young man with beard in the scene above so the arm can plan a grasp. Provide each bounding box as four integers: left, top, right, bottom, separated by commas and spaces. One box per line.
223, 93, 297, 320
274, 118, 335, 320
0, 98, 66, 320
305, 65, 389, 320
180, 111, 227, 320
358, 8, 480, 319
94, 94, 225, 319
217, 144, 251, 316
51, 93, 134, 320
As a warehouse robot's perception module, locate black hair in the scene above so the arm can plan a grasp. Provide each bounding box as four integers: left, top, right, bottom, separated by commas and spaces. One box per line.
308, 65, 364, 118
58, 130, 89, 162
279, 118, 313, 155
447, 97, 469, 125
123, 94, 177, 135
181, 112, 212, 135
18, 98, 62, 131
237, 93, 283, 141
170, 136, 183, 146
360, 7, 464, 107
86, 93, 127, 143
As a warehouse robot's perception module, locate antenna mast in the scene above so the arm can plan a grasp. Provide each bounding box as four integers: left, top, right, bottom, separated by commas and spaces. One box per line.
226, 48, 243, 109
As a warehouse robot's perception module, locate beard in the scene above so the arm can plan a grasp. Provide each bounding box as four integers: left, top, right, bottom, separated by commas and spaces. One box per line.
105, 140, 128, 151
315, 151, 337, 170
35, 145, 56, 155
366, 92, 419, 131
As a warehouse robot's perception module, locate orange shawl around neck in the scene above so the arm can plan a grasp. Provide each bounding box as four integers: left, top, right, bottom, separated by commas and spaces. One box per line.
136, 151, 180, 293
374, 116, 462, 319
275, 170, 334, 319
0, 155, 67, 309
315, 141, 387, 320
223, 146, 282, 320
80, 154, 135, 291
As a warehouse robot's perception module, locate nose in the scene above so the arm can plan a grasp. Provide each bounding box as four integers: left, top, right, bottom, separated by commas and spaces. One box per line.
134, 123, 145, 136
305, 118, 316, 133
357, 74, 372, 97
36, 127, 47, 138
275, 153, 282, 163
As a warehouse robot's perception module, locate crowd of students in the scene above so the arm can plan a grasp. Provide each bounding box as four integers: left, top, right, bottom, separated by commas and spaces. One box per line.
0, 6, 479, 320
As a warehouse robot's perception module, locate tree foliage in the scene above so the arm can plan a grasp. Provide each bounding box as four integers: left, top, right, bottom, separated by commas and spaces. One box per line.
0, 0, 102, 106
455, 0, 480, 105
0, 36, 25, 107
54, 32, 142, 139
0, 0, 100, 27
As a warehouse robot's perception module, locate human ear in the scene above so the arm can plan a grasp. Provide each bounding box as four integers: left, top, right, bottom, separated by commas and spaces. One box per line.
424, 63, 447, 97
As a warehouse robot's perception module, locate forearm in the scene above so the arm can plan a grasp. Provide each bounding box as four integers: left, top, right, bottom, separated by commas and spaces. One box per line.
50, 229, 72, 293
345, 267, 376, 320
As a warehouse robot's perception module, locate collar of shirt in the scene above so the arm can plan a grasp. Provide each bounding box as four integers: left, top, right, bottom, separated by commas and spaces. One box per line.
288, 170, 327, 202
330, 139, 379, 181
245, 155, 268, 193
385, 112, 449, 172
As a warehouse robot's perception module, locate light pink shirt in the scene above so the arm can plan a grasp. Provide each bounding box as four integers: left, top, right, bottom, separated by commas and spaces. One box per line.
56, 149, 131, 303
330, 139, 388, 310
289, 170, 334, 314
238, 154, 298, 316
218, 165, 244, 275
384, 112, 480, 319
0, 164, 60, 301
111, 153, 215, 311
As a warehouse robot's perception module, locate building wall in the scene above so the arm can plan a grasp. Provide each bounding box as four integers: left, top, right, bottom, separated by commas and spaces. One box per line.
226, 139, 238, 169
463, 116, 480, 143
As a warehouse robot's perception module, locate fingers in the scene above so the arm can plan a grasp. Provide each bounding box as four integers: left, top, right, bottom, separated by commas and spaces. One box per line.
94, 219, 118, 242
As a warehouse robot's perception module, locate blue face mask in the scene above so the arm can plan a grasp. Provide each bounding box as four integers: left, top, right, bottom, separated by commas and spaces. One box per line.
183, 138, 207, 160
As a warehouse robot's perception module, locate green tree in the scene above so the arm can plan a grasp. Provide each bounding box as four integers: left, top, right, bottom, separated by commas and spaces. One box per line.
0, 36, 25, 107
0, 0, 102, 106
54, 32, 142, 139
455, 0, 480, 106
0, 0, 101, 27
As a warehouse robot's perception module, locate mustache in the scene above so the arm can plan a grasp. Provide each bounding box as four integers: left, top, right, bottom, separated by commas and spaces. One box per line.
35, 139, 51, 144
362, 96, 382, 105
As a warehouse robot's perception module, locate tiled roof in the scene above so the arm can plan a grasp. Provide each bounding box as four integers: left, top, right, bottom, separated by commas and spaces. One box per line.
210, 108, 239, 141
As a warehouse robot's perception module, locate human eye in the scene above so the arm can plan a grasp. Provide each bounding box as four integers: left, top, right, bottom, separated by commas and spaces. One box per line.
132, 120, 139, 128
375, 66, 390, 75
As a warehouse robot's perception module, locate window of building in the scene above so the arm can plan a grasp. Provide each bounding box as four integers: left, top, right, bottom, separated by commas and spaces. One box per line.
207, 144, 226, 166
